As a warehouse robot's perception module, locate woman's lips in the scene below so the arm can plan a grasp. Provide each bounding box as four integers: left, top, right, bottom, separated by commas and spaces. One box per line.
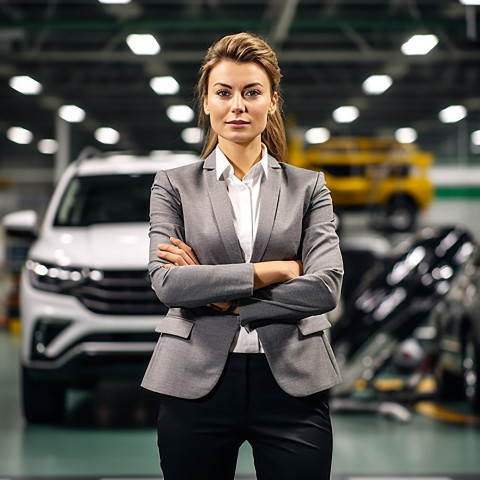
226, 120, 249, 128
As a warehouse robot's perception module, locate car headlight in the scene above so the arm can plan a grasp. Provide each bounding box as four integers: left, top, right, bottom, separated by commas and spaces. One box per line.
25, 259, 103, 293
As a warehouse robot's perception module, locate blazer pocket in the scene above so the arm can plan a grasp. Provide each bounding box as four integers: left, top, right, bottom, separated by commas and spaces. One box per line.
155, 315, 194, 339
297, 314, 331, 337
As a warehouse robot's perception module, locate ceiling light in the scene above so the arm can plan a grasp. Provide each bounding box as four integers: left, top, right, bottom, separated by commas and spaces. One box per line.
459, 0, 480, 5
94, 127, 120, 144
439, 105, 467, 123
38, 138, 59, 154
181, 127, 203, 144
471, 130, 480, 146
126, 34, 160, 55
9, 75, 42, 95
6, 126, 33, 145
98, 0, 131, 3
305, 127, 330, 144
332, 106, 359, 123
150, 76, 180, 95
167, 105, 195, 123
401, 34, 438, 55
395, 127, 417, 144
58, 105, 86, 123
362, 75, 393, 95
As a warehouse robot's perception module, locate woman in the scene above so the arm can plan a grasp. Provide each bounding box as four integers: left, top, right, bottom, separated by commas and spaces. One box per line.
142, 32, 343, 480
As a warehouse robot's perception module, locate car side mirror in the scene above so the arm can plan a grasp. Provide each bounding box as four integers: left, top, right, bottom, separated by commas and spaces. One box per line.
2, 210, 38, 240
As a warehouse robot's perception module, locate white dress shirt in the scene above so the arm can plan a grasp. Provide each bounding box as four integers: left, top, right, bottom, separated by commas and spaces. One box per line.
215, 144, 268, 353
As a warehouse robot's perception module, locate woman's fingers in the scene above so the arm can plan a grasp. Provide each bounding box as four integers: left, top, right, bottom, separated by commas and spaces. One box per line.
169, 237, 200, 264
157, 238, 199, 266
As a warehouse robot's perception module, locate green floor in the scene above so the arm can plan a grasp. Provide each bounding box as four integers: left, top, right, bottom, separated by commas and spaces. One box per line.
1, 330, 480, 479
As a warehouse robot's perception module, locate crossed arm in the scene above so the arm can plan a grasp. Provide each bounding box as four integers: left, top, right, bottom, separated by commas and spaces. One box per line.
157, 236, 303, 313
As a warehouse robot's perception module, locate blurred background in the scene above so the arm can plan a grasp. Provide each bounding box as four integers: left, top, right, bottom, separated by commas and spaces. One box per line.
1, 1, 480, 479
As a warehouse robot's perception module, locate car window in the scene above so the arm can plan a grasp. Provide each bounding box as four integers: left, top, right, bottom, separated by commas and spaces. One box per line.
53, 173, 155, 226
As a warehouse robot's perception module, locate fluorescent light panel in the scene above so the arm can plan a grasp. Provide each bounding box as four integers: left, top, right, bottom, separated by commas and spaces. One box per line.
150, 76, 180, 95
181, 127, 203, 144
471, 130, 480, 146
98, 0, 131, 4
7, 126, 33, 144
126, 34, 160, 55
305, 127, 330, 144
38, 139, 59, 154
439, 105, 467, 123
362, 75, 392, 95
9, 75, 42, 95
167, 105, 194, 123
58, 105, 86, 123
333, 106, 359, 123
395, 127, 417, 144
459, 0, 480, 5
401, 34, 438, 55
95, 127, 120, 144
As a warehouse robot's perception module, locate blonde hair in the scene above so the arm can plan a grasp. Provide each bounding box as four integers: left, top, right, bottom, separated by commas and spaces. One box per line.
195, 32, 287, 163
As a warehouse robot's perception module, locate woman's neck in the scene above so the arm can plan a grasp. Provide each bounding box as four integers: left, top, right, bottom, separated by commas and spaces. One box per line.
218, 138, 262, 180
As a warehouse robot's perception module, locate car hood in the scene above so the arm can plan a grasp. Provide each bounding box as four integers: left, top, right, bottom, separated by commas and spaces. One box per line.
29, 223, 150, 270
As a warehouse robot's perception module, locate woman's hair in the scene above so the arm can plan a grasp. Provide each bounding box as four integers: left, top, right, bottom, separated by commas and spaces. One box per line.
194, 32, 287, 163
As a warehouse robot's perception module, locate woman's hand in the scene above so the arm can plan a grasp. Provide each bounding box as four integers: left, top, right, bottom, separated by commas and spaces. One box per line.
157, 237, 200, 268
253, 260, 303, 290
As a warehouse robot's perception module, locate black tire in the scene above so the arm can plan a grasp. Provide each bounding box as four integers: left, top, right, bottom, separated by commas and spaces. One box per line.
463, 327, 480, 414
435, 361, 465, 401
385, 195, 417, 232
22, 367, 66, 424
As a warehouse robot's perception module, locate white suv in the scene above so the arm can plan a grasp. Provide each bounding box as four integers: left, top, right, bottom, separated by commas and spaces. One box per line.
3, 150, 200, 424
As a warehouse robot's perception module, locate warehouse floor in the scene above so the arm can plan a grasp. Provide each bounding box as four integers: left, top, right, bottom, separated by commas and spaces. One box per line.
1, 195, 480, 480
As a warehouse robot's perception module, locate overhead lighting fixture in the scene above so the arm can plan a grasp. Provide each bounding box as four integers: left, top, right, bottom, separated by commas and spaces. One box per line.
98, 0, 131, 4
362, 75, 393, 95
58, 104, 86, 123
38, 138, 59, 154
439, 105, 467, 123
94, 127, 120, 145
332, 106, 359, 123
126, 34, 160, 55
6, 126, 33, 145
305, 127, 330, 144
401, 34, 438, 55
167, 105, 195, 123
181, 127, 203, 144
471, 130, 480, 146
395, 127, 417, 144
9, 75, 43, 95
150, 76, 180, 95
459, 0, 480, 5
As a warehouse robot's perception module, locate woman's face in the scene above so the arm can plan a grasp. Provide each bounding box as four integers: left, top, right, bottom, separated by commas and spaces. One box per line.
204, 60, 278, 148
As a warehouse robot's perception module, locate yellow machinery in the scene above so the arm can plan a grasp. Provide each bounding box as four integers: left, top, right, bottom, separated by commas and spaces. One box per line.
288, 136, 434, 231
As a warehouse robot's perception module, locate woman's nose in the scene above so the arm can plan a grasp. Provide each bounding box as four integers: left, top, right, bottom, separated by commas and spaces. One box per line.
231, 93, 245, 113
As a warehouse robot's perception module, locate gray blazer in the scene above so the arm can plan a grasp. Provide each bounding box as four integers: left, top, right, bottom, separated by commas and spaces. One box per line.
141, 150, 343, 398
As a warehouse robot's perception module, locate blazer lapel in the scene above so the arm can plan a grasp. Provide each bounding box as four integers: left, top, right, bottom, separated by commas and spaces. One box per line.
203, 151, 245, 263
251, 155, 281, 263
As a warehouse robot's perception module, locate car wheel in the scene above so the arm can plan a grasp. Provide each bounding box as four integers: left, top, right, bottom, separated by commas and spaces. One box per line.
385, 196, 417, 232
22, 367, 66, 424
435, 360, 465, 401
463, 327, 480, 414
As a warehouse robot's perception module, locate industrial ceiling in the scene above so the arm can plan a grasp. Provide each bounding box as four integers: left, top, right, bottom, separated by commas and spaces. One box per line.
0, 0, 479, 164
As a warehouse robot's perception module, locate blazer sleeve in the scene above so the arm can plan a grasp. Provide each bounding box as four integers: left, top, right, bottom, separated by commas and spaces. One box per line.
239, 172, 344, 329
148, 169, 254, 308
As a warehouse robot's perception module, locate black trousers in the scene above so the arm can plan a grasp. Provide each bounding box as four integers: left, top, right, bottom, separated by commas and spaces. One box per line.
157, 353, 333, 480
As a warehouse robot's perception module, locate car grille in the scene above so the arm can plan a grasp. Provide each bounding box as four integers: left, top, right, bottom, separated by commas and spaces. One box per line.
72, 270, 168, 316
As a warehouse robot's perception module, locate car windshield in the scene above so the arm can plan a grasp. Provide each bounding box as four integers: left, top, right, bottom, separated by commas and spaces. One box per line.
53, 173, 155, 226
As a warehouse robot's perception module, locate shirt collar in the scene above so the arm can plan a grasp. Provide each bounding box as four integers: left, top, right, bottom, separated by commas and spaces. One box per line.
215, 143, 269, 181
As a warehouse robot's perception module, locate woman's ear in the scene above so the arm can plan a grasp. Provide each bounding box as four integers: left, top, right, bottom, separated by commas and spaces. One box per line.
203, 97, 210, 115
269, 92, 279, 114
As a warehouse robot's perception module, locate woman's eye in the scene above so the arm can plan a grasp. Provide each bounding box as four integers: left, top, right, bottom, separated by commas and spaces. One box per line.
216, 90, 230, 97
245, 90, 260, 97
